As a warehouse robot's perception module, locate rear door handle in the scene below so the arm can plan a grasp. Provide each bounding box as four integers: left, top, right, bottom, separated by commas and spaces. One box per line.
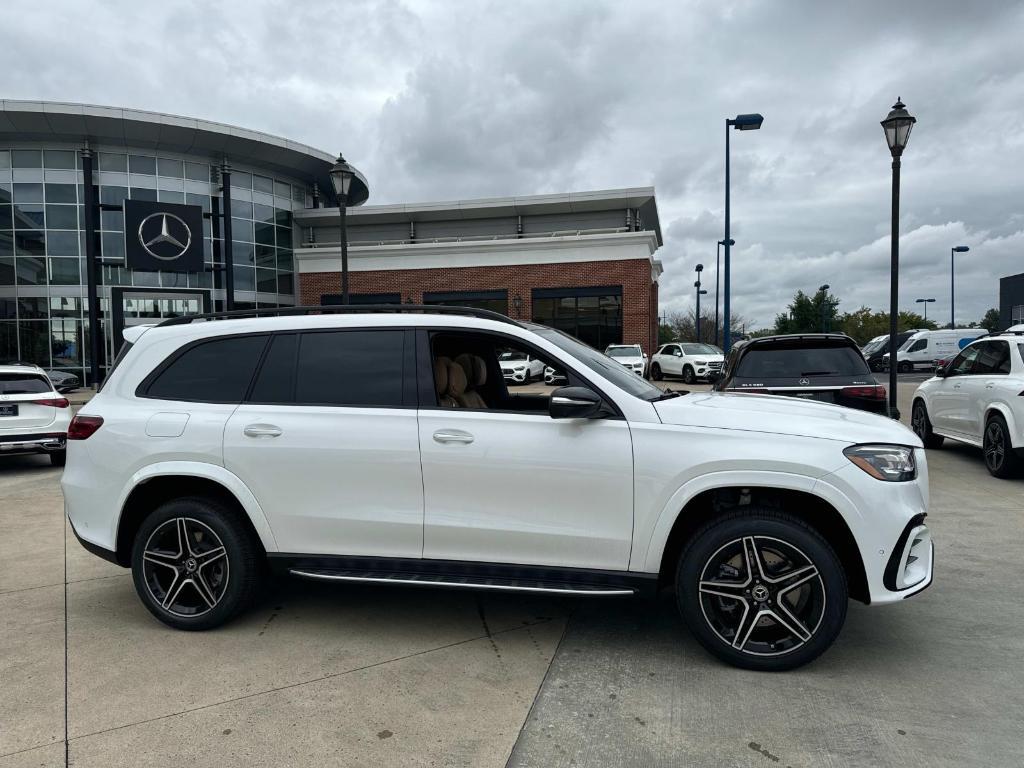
953, 383, 961, 389
433, 430, 474, 445
244, 424, 282, 438
985, 382, 995, 389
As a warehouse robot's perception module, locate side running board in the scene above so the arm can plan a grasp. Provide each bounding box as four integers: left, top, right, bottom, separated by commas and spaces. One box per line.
289, 569, 637, 596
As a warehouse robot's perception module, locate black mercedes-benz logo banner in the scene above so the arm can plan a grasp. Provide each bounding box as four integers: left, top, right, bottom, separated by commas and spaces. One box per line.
124, 199, 204, 272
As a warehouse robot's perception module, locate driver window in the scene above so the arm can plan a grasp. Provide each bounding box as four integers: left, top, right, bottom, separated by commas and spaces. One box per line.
947, 346, 980, 376
908, 339, 927, 352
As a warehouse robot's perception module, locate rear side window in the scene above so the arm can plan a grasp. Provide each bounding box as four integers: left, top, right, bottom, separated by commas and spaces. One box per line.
293, 330, 404, 406
249, 334, 298, 403
735, 344, 870, 378
0, 373, 51, 394
144, 335, 267, 403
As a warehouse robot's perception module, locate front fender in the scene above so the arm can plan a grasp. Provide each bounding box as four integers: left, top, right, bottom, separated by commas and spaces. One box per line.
115, 461, 280, 553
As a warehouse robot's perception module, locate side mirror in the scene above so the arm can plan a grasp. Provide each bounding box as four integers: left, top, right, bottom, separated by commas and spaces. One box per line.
935, 363, 948, 377
673, 350, 682, 357
549, 386, 603, 419
707, 371, 724, 387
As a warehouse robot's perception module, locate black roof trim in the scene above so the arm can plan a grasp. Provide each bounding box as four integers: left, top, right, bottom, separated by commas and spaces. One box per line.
155, 304, 526, 329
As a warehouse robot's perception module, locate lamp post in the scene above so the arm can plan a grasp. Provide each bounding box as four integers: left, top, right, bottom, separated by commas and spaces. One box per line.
723, 113, 763, 354
915, 297, 935, 322
881, 98, 916, 420
715, 238, 734, 346
329, 154, 357, 304
819, 284, 831, 332
694, 264, 706, 341
950, 245, 969, 328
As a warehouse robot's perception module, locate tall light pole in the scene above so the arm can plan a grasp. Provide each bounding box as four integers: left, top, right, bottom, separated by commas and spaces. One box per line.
329, 154, 357, 304
950, 245, 969, 328
723, 113, 763, 354
881, 98, 916, 420
915, 297, 935, 322
694, 264, 706, 341
715, 238, 734, 347
819, 284, 831, 332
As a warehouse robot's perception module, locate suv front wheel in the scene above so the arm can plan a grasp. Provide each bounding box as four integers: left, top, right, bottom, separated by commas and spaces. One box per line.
676, 510, 847, 671
131, 497, 262, 630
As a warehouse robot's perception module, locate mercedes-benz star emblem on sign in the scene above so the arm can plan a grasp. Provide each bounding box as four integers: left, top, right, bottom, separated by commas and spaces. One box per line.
798, 378, 810, 386
138, 212, 192, 260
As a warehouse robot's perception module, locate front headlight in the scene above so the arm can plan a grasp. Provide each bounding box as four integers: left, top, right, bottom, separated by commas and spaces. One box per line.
514, 365, 526, 371
844, 444, 917, 482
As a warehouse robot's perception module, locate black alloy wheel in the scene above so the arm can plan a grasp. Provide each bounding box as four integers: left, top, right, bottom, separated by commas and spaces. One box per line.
651, 363, 663, 381
677, 510, 847, 671
984, 414, 1023, 479
131, 497, 261, 630
682, 365, 695, 384
898, 361, 912, 373
911, 400, 944, 449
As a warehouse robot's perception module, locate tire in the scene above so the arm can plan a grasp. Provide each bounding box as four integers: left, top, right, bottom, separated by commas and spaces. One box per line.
676, 509, 847, 671
898, 361, 912, 373
983, 414, 1023, 479
911, 400, 944, 449
49, 450, 67, 467
682, 365, 695, 384
651, 363, 663, 381
131, 496, 262, 630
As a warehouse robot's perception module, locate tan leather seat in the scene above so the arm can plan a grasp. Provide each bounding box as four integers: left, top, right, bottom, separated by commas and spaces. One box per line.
454, 353, 488, 409
434, 357, 459, 407
444, 359, 472, 407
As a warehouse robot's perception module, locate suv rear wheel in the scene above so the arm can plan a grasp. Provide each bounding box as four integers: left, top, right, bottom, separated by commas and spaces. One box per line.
651, 363, 663, 381
676, 510, 847, 671
130, 497, 262, 630
983, 413, 1023, 479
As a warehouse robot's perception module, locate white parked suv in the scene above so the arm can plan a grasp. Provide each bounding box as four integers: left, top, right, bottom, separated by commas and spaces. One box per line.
63, 307, 933, 671
650, 342, 725, 383
911, 332, 1024, 478
498, 350, 545, 383
604, 344, 647, 376
0, 363, 72, 466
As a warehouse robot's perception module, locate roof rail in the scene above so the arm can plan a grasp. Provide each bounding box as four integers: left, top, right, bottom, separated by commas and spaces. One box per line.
155, 303, 526, 329
986, 329, 1024, 337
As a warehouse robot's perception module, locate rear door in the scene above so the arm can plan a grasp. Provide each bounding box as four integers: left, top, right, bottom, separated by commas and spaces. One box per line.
223, 328, 424, 558
962, 341, 1011, 440
0, 371, 60, 434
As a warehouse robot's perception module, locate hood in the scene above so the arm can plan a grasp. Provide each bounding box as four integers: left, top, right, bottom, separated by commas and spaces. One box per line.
691, 354, 725, 363
654, 391, 922, 446
500, 360, 528, 370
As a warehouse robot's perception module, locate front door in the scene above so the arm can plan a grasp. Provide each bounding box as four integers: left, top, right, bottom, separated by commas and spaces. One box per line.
930, 345, 980, 437
417, 329, 634, 570
223, 329, 424, 558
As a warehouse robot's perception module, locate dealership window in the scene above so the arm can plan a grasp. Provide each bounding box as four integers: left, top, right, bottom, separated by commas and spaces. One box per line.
531, 286, 622, 349
423, 290, 508, 315
1012, 305, 1024, 325
323, 292, 402, 306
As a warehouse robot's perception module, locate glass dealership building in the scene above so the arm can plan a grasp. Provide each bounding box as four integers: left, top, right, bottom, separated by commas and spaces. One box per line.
0, 100, 348, 384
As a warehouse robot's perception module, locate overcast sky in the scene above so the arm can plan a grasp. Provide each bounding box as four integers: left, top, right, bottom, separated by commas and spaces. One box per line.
4, 0, 1023, 328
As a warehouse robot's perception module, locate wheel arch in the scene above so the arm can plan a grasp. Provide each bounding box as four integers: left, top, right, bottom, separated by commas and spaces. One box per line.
984, 403, 1020, 448
654, 485, 870, 604
113, 462, 278, 567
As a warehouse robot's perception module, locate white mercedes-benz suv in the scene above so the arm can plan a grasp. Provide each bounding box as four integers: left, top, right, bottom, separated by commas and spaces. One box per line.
62, 306, 933, 671
1, 362, 72, 466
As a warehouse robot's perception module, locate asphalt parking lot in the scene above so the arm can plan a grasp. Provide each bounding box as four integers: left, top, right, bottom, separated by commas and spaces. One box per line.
2, 381, 1022, 767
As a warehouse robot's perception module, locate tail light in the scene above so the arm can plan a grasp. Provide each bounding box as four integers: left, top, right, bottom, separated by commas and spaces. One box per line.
841, 385, 887, 400
68, 415, 104, 440
30, 397, 70, 408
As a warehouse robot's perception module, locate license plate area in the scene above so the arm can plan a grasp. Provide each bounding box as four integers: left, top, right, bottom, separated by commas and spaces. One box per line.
0, 404, 18, 417
790, 391, 835, 403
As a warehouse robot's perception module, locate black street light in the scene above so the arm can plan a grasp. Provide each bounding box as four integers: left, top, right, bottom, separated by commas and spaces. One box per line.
915, 297, 936, 322
950, 245, 969, 328
819, 284, 831, 332
715, 238, 734, 346
723, 113, 763, 354
694, 263, 707, 341
329, 154, 357, 304
881, 98, 916, 420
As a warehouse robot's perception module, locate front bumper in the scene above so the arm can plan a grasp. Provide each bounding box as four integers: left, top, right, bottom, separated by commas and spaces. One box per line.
502, 369, 528, 382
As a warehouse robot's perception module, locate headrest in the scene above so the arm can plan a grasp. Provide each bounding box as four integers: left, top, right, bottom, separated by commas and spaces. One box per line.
472, 355, 488, 386
433, 356, 450, 393
455, 353, 486, 387
446, 360, 468, 396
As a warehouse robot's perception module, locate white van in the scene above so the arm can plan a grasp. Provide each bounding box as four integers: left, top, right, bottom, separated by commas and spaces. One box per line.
882, 329, 986, 372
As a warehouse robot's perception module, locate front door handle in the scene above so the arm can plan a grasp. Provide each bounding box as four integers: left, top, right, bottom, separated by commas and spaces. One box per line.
433, 430, 474, 445
953, 383, 961, 390
985, 382, 995, 389
244, 424, 282, 438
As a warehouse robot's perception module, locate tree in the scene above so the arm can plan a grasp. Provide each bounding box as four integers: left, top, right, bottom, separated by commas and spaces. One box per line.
981, 308, 1001, 333
773, 287, 840, 335
836, 306, 936, 345
661, 310, 747, 345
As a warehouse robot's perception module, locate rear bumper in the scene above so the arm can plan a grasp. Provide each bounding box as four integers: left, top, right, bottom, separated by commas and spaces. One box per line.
67, 512, 121, 566
0, 432, 67, 455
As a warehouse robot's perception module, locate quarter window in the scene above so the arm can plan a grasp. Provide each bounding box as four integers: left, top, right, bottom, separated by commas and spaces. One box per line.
145, 335, 267, 402
294, 330, 404, 407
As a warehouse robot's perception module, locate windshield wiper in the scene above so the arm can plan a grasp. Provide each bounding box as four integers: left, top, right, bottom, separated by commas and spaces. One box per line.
651, 389, 685, 401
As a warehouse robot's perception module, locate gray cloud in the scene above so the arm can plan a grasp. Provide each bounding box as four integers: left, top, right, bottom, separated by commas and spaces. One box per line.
3, 0, 1023, 327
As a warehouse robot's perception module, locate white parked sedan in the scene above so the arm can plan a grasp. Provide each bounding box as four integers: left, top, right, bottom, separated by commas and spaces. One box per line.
911, 332, 1024, 477
499, 350, 545, 383
650, 342, 725, 383
0, 363, 73, 466
604, 344, 647, 376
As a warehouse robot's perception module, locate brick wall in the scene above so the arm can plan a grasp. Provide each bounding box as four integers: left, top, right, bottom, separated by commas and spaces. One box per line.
299, 258, 658, 353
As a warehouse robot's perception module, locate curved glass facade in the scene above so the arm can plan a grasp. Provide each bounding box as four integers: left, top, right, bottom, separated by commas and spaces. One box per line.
0, 146, 312, 383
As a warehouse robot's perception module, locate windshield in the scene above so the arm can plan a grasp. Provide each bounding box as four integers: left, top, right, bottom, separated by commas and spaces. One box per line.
532, 327, 665, 400
735, 343, 870, 378
606, 346, 641, 358
682, 344, 721, 355
499, 351, 526, 361
862, 339, 886, 354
